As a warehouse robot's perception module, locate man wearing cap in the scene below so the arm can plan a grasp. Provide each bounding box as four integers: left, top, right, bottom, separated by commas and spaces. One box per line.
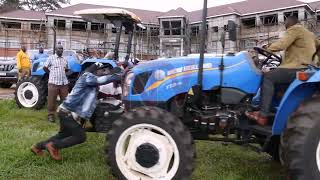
31, 63, 122, 161
44, 45, 69, 122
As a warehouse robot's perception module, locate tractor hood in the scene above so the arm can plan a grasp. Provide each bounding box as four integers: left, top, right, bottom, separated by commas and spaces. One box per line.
124, 51, 262, 103
132, 52, 254, 75
132, 57, 204, 74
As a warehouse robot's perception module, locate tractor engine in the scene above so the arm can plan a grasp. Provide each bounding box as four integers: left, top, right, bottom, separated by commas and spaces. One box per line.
191, 106, 240, 135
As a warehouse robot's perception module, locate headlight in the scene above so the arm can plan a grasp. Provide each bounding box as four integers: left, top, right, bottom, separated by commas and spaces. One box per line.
123, 72, 134, 97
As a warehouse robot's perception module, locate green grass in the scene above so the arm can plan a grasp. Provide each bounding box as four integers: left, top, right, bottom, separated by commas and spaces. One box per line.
0, 100, 285, 180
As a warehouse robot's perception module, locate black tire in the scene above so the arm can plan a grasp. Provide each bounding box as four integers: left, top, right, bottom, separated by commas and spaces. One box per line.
265, 135, 280, 162
256, 134, 281, 162
107, 106, 195, 180
280, 97, 320, 180
90, 102, 123, 133
0, 82, 12, 88
14, 76, 47, 110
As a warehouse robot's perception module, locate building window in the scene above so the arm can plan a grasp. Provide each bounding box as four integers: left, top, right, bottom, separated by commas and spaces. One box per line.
112, 27, 117, 33
191, 26, 200, 36
91, 23, 105, 32
136, 26, 147, 34
224, 25, 228, 31
72, 21, 87, 31
212, 26, 218, 32
1, 22, 21, 29
161, 20, 184, 36
54, 19, 66, 30
284, 11, 298, 20
260, 14, 278, 26
31, 23, 45, 30
304, 11, 308, 20
162, 21, 170, 35
150, 27, 159, 36
241, 17, 256, 28
171, 21, 182, 35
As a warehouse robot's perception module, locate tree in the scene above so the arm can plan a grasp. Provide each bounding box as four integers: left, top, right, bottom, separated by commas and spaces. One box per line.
21, 0, 71, 12
0, 0, 70, 12
0, 0, 21, 12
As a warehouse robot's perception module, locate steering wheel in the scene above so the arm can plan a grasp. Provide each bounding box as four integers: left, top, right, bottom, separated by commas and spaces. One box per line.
253, 47, 282, 66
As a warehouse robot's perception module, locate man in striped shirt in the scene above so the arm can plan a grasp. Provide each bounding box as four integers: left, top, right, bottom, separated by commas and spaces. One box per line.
44, 45, 69, 122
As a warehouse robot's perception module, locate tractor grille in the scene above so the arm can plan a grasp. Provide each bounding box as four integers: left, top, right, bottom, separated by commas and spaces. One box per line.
0, 64, 15, 72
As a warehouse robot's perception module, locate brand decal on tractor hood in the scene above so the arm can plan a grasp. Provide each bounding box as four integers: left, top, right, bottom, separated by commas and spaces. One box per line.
146, 60, 247, 91
167, 63, 213, 76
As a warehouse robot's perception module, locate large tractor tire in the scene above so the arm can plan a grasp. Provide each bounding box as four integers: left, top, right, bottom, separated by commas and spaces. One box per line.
107, 106, 195, 180
0, 82, 13, 88
280, 97, 320, 180
15, 76, 47, 110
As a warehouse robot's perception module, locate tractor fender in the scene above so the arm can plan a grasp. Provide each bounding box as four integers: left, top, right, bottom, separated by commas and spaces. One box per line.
68, 56, 81, 73
31, 58, 47, 76
272, 73, 320, 135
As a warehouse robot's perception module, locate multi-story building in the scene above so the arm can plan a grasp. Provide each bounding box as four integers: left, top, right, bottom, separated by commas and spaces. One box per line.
0, 10, 46, 57
1, 0, 320, 59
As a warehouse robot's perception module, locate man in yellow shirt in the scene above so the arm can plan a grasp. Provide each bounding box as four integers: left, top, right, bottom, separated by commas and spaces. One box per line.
246, 16, 320, 125
16, 46, 31, 79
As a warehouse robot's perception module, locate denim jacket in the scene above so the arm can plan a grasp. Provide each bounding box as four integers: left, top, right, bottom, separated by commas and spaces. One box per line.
61, 72, 121, 119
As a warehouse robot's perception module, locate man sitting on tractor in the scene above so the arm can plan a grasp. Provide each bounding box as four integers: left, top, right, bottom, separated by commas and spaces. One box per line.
246, 16, 320, 125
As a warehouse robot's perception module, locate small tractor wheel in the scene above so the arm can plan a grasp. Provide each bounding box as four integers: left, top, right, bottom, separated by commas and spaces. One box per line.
106, 106, 195, 180
14, 76, 47, 109
0, 82, 13, 88
280, 97, 320, 179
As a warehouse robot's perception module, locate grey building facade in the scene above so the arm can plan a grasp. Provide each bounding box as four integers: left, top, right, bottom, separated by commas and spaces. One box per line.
1, 0, 320, 59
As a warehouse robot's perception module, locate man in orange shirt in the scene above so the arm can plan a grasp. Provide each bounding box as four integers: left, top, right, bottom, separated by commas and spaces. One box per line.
16, 46, 31, 79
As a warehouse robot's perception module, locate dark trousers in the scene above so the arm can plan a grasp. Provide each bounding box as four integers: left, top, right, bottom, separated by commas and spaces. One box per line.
48, 84, 69, 116
260, 68, 301, 116
36, 111, 86, 150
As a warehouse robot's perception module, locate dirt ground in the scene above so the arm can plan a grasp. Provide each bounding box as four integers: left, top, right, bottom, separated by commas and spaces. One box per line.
0, 87, 15, 99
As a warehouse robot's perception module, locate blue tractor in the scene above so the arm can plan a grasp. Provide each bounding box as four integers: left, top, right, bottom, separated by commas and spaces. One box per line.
105, 2, 320, 180
14, 8, 141, 110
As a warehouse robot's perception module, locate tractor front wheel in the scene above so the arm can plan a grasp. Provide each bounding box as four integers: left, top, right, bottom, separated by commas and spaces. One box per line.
106, 106, 195, 180
280, 97, 320, 179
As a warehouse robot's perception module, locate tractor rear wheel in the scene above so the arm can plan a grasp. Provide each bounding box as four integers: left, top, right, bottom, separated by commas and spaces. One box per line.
280, 97, 320, 180
15, 76, 47, 109
106, 106, 195, 180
